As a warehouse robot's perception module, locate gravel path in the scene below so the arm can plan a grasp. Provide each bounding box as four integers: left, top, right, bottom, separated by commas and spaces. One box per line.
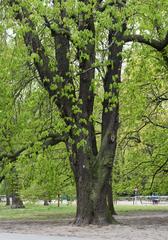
0, 211, 167, 240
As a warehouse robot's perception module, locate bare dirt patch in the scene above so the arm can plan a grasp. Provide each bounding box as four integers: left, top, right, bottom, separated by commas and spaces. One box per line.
0, 211, 167, 240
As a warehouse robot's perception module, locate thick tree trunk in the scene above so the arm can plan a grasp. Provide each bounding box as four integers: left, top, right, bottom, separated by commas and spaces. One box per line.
71, 148, 117, 225
11, 195, 25, 208
74, 174, 116, 224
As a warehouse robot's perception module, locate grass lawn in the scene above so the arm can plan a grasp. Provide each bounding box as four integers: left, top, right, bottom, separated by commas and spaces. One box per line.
0, 203, 168, 221
0, 203, 76, 221
115, 204, 168, 213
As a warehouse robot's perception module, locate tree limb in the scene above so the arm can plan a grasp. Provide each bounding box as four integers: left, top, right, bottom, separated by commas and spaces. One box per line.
150, 158, 168, 187
123, 32, 168, 52
143, 115, 168, 129
0, 133, 67, 164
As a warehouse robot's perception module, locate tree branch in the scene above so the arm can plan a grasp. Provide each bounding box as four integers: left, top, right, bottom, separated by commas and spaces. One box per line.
150, 158, 168, 187
124, 160, 153, 177
0, 133, 67, 164
123, 32, 168, 51
143, 115, 168, 129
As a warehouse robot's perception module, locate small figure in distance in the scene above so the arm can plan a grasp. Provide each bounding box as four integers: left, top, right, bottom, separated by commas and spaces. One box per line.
133, 187, 138, 205
151, 193, 159, 205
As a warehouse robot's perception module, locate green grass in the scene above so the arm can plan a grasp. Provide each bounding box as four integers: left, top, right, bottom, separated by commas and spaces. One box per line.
115, 204, 168, 213
0, 203, 168, 221
0, 203, 76, 221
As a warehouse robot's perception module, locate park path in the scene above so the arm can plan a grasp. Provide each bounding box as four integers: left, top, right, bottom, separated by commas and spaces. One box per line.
0, 233, 86, 240
0, 212, 167, 240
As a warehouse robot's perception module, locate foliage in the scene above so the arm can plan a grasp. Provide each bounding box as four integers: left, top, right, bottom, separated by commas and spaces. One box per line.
16, 144, 75, 201
114, 44, 168, 196
0, 28, 74, 201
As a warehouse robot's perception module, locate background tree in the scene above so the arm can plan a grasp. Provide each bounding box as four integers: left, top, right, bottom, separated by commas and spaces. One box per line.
114, 43, 168, 196
16, 144, 75, 204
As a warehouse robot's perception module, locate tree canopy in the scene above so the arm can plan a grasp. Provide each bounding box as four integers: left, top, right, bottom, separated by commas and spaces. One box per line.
0, 0, 168, 224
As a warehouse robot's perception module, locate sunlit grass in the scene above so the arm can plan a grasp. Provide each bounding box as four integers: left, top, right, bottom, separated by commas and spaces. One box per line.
0, 203, 76, 220
0, 202, 168, 221
115, 204, 168, 213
